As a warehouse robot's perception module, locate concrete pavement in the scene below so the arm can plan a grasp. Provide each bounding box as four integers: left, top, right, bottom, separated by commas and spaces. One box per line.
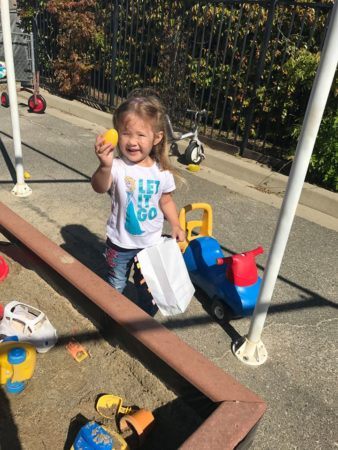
16, 89, 338, 229
0, 95, 337, 449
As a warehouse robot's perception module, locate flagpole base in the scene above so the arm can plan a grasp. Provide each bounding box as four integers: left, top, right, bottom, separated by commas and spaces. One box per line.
232, 336, 268, 366
11, 182, 32, 197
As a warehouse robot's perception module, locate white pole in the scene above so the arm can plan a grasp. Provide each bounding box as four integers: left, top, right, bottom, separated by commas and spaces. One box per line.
233, 0, 338, 366
0, 0, 32, 196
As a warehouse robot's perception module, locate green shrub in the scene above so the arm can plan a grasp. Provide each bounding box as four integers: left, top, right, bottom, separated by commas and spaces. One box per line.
16, 0, 336, 190
309, 111, 338, 191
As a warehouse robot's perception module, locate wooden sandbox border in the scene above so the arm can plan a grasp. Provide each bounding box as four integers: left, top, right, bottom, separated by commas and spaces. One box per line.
0, 202, 266, 449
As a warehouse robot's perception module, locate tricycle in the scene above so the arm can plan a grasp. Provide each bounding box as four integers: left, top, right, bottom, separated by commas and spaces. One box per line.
166, 109, 207, 165
178, 203, 264, 320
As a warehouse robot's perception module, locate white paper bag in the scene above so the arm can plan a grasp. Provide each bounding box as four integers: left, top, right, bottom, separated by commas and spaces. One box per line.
137, 238, 195, 316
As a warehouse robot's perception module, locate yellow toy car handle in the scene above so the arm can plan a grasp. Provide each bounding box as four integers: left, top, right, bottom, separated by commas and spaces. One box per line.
179, 203, 213, 252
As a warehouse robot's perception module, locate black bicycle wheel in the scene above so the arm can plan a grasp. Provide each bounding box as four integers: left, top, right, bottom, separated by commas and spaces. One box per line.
184, 141, 203, 164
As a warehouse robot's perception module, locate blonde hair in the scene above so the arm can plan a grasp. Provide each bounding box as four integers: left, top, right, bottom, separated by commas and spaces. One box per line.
113, 94, 173, 172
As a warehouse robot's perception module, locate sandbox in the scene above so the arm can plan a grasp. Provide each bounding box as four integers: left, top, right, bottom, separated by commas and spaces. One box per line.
0, 202, 266, 449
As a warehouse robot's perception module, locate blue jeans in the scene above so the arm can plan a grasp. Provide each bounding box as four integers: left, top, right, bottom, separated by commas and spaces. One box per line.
105, 239, 158, 316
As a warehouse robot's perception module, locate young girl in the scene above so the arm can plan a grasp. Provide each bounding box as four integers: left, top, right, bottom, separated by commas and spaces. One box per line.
91, 93, 185, 315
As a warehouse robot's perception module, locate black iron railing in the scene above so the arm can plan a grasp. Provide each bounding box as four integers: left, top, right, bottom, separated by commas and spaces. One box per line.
23, 0, 334, 161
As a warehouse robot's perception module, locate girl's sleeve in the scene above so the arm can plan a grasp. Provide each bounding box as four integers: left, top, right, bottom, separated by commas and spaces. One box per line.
109, 157, 120, 195
111, 156, 119, 177
163, 171, 176, 193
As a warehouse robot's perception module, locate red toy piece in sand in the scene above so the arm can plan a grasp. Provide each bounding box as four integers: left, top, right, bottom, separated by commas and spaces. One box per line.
0, 256, 9, 282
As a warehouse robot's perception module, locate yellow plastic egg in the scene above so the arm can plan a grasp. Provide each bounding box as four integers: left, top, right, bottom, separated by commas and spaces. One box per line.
187, 164, 200, 172
102, 128, 118, 147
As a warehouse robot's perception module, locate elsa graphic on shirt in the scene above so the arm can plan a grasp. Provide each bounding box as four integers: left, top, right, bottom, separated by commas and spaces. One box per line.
124, 176, 144, 235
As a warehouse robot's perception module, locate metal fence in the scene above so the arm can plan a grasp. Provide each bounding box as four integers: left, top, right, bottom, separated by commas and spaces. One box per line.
30, 0, 333, 161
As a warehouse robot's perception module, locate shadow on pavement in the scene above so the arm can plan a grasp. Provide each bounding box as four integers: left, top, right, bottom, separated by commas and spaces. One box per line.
0, 132, 91, 183
57, 224, 337, 342
0, 137, 16, 182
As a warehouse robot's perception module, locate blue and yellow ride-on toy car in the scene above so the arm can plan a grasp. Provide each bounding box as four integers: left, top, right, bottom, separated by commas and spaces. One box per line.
179, 203, 264, 320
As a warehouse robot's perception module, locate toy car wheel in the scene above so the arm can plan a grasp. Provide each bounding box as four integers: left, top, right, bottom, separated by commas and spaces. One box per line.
28, 94, 47, 113
211, 299, 226, 322
1, 92, 9, 107
185, 141, 203, 165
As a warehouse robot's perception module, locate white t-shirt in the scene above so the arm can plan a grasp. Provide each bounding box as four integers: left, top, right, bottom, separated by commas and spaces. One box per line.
106, 157, 176, 249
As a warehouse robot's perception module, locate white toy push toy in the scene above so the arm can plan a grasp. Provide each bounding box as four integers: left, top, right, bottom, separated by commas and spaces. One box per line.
0, 301, 57, 353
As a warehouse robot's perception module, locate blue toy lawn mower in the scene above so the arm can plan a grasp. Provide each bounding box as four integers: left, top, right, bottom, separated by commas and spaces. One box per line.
179, 203, 264, 320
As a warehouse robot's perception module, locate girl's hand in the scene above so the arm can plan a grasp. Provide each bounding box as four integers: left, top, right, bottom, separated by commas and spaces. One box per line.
171, 225, 186, 242
95, 135, 115, 168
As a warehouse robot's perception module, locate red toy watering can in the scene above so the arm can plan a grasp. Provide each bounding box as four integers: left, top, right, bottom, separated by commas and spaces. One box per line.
217, 246, 264, 287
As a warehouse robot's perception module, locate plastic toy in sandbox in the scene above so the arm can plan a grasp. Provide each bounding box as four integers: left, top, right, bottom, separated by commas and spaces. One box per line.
70, 394, 155, 449
0, 255, 9, 283
0, 255, 9, 320
0, 301, 58, 353
71, 421, 129, 450
179, 203, 264, 320
0, 339, 37, 393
